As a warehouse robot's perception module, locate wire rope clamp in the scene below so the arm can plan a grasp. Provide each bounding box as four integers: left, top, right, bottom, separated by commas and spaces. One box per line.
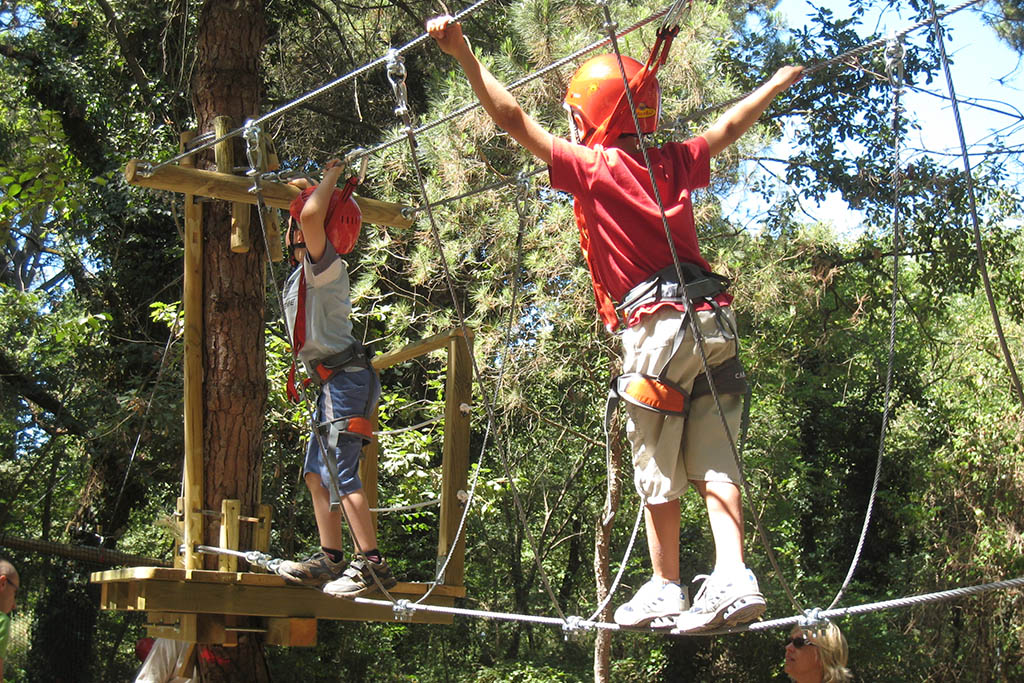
799, 607, 825, 629
242, 119, 264, 178
458, 402, 471, 416
884, 33, 905, 90
385, 49, 410, 119
392, 599, 416, 622
561, 615, 591, 641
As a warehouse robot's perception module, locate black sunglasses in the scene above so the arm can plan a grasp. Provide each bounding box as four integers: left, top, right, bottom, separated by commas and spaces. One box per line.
785, 636, 816, 649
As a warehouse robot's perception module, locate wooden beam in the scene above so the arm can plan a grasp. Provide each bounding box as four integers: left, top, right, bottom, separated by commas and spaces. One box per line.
437, 333, 472, 586
213, 116, 253, 253
124, 160, 414, 229
371, 328, 472, 371
182, 157, 204, 571
218, 499, 241, 572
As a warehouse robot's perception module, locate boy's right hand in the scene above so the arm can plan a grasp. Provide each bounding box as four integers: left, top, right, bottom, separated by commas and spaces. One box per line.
427, 15, 466, 57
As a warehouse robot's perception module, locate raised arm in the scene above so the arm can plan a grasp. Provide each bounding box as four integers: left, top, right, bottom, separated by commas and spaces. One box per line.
427, 15, 554, 165
297, 160, 346, 263
701, 66, 804, 157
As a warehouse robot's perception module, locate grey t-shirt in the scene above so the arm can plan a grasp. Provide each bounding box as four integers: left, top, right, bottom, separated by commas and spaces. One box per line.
283, 241, 357, 374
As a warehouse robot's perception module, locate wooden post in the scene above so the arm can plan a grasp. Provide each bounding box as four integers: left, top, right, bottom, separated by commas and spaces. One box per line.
359, 405, 380, 532
182, 133, 204, 571
253, 504, 272, 555
436, 330, 472, 586
219, 499, 241, 572
213, 116, 252, 253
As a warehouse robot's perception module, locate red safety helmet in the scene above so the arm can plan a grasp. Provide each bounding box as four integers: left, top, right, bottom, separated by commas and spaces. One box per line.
564, 54, 660, 146
287, 185, 361, 261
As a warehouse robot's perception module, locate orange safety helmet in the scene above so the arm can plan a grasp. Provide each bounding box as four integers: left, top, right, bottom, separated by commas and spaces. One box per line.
287, 185, 361, 263
564, 54, 660, 146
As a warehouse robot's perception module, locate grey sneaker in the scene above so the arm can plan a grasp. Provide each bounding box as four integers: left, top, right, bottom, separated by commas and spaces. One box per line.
673, 567, 766, 633
276, 551, 346, 585
613, 578, 689, 627
323, 556, 398, 598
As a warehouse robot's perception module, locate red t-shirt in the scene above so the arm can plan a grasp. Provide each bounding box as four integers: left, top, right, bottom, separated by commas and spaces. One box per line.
549, 136, 731, 328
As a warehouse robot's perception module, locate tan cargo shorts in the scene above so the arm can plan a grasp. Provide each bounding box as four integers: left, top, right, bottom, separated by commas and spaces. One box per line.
621, 306, 744, 504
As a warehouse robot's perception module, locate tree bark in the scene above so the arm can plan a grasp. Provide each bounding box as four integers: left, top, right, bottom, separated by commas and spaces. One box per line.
192, 1, 269, 680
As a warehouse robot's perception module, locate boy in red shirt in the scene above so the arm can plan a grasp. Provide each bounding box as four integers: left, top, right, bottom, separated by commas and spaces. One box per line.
428, 15, 801, 632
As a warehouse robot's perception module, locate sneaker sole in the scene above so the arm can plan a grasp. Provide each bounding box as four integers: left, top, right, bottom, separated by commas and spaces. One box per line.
323, 578, 398, 599
615, 609, 685, 628
673, 593, 765, 634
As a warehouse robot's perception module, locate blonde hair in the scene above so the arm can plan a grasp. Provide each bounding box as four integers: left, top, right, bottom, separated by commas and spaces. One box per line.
801, 622, 852, 683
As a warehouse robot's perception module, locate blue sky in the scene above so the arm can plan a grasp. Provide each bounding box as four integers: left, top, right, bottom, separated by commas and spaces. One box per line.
725, 0, 1023, 233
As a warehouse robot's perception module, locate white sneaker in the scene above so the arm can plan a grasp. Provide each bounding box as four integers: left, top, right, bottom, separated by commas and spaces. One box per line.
673, 567, 766, 634
613, 578, 689, 627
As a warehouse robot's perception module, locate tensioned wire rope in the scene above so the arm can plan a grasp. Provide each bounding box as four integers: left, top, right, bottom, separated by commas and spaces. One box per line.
825, 33, 906, 612
923, 0, 1024, 406
343, 573, 1024, 635
145, 0, 502, 174
383, 50, 573, 620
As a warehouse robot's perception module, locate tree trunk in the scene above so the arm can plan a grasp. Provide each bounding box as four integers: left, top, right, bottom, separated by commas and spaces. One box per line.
192, 1, 268, 680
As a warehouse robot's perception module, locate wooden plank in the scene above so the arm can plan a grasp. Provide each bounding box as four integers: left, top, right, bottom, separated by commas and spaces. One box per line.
371, 328, 472, 371
90, 567, 465, 597
137, 581, 456, 623
124, 161, 413, 229
437, 333, 472, 586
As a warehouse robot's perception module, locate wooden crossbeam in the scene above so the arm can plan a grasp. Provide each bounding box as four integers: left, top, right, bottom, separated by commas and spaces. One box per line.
124, 160, 414, 229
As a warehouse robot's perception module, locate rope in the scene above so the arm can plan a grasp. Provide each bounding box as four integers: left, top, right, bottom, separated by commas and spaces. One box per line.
0, 533, 171, 568
344, 573, 1024, 635
923, 0, 1024, 406
385, 49, 570, 619
356, 3, 678, 163
148, 0, 500, 173
677, 0, 987, 125
107, 302, 182, 531
369, 498, 441, 514
826, 35, 906, 611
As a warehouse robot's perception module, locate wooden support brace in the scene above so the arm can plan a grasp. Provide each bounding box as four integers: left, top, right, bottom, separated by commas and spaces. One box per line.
265, 618, 317, 647
437, 330, 472, 586
214, 116, 252, 253
124, 161, 413, 229
182, 133, 204, 572
253, 504, 272, 555
218, 499, 240, 573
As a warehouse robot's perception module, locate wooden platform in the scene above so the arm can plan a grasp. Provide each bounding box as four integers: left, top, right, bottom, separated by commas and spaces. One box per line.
92, 567, 466, 645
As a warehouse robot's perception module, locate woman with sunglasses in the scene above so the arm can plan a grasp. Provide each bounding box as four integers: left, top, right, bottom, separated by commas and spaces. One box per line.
784, 621, 853, 682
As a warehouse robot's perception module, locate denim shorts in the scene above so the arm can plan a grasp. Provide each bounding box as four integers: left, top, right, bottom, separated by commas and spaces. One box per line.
304, 367, 378, 495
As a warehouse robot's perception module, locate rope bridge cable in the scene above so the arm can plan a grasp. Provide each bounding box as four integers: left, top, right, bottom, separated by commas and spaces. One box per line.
676, 0, 988, 125
384, 49, 571, 619
924, 0, 1024, 406
191, 541, 1024, 636
355, 3, 680, 163
826, 36, 906, 611
0, 533, 171, 568
345, 573, 1024, 635
146, 0, 501, 174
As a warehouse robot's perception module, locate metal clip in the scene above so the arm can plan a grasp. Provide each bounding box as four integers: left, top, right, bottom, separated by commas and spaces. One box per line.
884, 34, 905, 90
386, 49, 410, 120
243, 119, 263, 177
392, 599, 416, 621
344, 148, 369, 184
135, 161, 154, 178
